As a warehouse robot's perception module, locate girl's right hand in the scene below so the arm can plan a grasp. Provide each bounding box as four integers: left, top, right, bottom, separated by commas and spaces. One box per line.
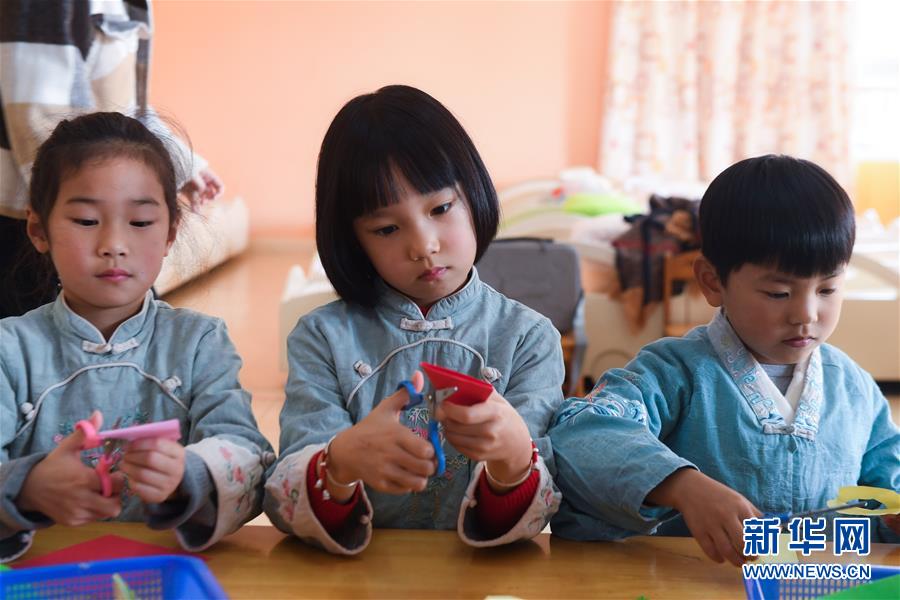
326, 372, 436, 498
16, 412, 124, 526
646, 468, 760, 566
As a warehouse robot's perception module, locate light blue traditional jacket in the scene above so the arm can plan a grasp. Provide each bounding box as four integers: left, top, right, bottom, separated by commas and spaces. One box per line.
549, 311, 899, 543
264, 269, 564, 554
0, 292, 273, 562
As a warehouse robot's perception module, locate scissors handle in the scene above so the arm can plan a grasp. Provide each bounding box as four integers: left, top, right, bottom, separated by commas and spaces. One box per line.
75, 419, 103, 449
397, 381, 446, 476
75, 420, 114, 496
429, 421, 445, 476
75, 419, 181, 447
95, 454, 114, 497
99, 420, 181, 443
397, 380, 423, 409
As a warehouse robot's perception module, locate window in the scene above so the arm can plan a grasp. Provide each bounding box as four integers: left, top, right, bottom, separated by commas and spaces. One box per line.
850, 2, 900, 162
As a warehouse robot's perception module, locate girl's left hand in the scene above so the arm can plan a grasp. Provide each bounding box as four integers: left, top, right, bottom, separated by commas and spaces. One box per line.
434, 390, 533, 487
119, 438, 186, 504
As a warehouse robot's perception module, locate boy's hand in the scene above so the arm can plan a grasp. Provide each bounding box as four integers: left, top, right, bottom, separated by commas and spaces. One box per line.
647, 468, 760, 566
435, 390, 533, 491
17, 411, 124, 526
119, 438, 186, 504
327, 371, 436, 499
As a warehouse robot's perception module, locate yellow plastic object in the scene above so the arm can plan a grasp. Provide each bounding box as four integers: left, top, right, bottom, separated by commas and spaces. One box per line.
757, 534, 799, 564
827, 486, 900, 516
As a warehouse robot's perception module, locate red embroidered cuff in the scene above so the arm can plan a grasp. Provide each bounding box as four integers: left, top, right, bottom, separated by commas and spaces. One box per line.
306, 451, 360, 534
474, 467, 540, 538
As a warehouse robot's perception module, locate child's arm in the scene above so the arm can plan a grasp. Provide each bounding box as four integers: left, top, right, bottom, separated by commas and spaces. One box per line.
263, 316, 437, 554
549, 343, 698, 537
323, 371, 435, 498
0, 364, 122, 562
137, 319, 273, 552
2, 340, 123, 562
263, 316, 376, 554
443, 318, 566, 546
0, 358, 44, 562
644, 468, 760, 565
549, 343, 760, 565
856, 373, 900, 542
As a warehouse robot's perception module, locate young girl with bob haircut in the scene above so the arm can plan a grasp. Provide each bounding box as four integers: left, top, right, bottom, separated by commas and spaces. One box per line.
0, 112, 272, 562
264, 85, 564, 554
549, 155, 899, 566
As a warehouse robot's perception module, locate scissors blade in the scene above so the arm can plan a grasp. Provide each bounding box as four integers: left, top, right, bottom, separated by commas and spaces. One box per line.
432, 386, 459, 406
102, 417, 124, 456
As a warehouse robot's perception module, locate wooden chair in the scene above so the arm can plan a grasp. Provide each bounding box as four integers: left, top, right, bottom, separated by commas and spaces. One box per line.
662, 249, 702, 337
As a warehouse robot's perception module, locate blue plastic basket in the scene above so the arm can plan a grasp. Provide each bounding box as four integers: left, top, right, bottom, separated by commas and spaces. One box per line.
744, 564, 899, 599
0, 555, 227, 600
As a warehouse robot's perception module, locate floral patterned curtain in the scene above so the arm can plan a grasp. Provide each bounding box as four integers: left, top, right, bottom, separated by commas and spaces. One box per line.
600, 1, 852, 187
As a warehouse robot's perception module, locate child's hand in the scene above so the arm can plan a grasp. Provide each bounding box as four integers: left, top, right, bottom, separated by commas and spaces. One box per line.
180, 167, 224, 209
882, 514, 900, 536
434, 390, 533, 491
17, 411, 124, 526
119, 438, 186, 504
647, 468, 760, 566
327, 371, 436, 498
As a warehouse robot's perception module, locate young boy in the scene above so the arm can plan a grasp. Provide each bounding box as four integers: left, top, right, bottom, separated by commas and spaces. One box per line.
548, 155, 899, 566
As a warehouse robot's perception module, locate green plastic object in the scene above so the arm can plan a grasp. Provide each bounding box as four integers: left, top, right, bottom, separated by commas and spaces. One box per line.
819, 574, 900, 599
562, 192, 642, 217
0, 564, 10, 571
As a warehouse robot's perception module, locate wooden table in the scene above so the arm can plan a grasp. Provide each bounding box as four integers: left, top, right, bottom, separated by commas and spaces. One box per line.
16, 523, 900, 599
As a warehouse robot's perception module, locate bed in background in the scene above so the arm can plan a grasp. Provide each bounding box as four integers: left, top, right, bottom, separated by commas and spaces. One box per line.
578, 241, 899, 384
828, 216, 899, 382
155, 196, 250, 295
497, 171, 900, 384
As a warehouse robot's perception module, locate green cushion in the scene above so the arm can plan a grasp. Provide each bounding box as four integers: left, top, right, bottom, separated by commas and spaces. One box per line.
562, 192, 642, 216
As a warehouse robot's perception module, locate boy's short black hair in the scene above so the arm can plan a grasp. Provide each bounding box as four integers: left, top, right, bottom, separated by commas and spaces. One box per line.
699, 154, 855, 283
315, 85, 499, 307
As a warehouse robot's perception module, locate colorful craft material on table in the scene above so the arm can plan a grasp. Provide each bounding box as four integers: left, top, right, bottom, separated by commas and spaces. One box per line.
112, 572, 138, 599
744, 485, 900, 599
827, 486, 900, 517
0, 555, 226, 600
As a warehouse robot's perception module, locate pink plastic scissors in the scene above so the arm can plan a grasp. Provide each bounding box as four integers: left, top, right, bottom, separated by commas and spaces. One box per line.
75, 417, 181, 497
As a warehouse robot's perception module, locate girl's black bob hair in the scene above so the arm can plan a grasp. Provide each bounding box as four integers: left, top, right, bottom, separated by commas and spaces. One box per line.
315, 85, 498, 307
699, 154, 855, 283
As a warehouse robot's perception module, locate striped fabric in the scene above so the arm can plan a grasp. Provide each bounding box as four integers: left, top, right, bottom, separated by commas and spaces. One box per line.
0, 0, 204, 219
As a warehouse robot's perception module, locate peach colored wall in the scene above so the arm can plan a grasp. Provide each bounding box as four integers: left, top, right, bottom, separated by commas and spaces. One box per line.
150, 1, 610, 236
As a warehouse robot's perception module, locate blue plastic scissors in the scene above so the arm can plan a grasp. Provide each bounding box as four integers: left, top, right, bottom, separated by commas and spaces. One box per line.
397, 381, 458, 476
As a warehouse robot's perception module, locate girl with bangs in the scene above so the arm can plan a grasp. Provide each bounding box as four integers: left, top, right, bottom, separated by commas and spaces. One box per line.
264, 85, 564, 554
